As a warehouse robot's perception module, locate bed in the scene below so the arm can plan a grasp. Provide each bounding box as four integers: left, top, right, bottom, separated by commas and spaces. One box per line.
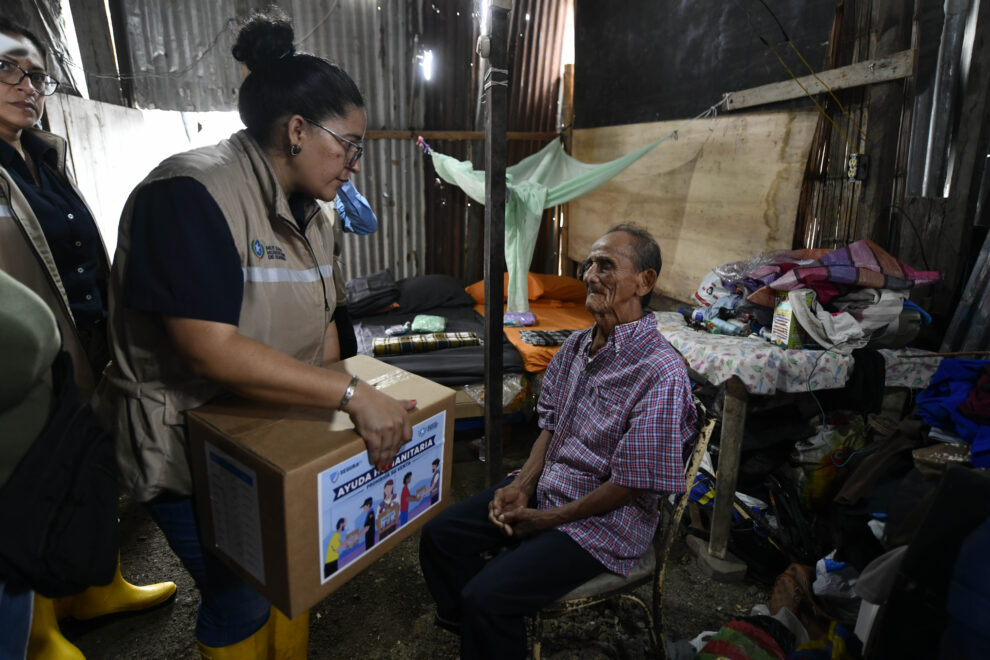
465, 272, 595, 374
349, 273, 524, 387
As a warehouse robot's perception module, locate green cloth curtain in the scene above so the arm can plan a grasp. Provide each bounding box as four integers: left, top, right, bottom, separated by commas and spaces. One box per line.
430, 137, 663, 312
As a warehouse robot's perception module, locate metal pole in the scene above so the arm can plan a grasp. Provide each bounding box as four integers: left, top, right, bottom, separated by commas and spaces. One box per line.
480, 0, 511, 485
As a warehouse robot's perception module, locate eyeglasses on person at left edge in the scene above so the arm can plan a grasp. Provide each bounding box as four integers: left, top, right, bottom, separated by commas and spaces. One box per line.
0, 60, 59, 96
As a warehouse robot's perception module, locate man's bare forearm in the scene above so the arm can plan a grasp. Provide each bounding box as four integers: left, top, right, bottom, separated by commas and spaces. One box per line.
509, 428, 552, 496
542, 481, 643, 528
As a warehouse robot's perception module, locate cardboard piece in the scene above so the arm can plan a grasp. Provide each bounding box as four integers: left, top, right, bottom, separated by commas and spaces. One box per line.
771, 291, 814, 349
187, 355, 456, 618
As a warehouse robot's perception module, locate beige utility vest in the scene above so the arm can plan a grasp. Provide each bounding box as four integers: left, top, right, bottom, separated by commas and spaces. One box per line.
95, 131, 336, 502
0, 129, 110, 396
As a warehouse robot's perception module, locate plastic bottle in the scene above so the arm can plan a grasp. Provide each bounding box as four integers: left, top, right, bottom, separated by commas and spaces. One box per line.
728, 319, 750, 334
708, 318, 742, 335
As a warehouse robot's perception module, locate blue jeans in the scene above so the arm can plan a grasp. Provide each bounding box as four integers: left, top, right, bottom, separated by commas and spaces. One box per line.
147, 496, 270, 647
0, 582, 32, 660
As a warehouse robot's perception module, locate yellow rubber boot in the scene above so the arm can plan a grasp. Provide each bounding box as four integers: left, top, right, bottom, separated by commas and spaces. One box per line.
27, 595, 85, 660
269, 607, 309, 659
197, 620, 272, 660
63, 554, 176, 620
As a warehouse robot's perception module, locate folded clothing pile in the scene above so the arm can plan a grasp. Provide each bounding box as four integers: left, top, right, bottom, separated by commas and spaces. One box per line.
688, 240, 940, 349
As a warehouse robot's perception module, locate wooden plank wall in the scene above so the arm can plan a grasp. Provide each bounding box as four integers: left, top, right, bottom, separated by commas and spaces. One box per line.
567, 109, 819, 304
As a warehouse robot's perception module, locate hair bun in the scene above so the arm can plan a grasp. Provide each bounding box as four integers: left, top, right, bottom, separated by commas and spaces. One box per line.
231, 7, 295, 72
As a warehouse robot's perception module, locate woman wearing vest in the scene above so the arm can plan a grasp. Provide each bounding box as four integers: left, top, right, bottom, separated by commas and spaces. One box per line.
0, 18, 177, 659
94, 9, 415, 658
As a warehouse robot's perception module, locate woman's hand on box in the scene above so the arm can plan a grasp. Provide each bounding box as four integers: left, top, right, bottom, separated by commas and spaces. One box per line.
345, 381, 415, 470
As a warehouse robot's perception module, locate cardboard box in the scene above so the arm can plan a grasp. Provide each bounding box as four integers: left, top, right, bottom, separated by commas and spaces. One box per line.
770, 290, 815, 349
186, 354, 456, 618
454, 388, 485, 419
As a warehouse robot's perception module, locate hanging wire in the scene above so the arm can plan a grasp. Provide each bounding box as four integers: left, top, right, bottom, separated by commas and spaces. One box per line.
47, 17, 240, 83
748, 0, 868, 143
48, 1, 339, 85
46, 0, 339, 88
296, 0, 342, 46
802, 337, 867, 469
786, 42, 869, 144
731, 0, 867, 154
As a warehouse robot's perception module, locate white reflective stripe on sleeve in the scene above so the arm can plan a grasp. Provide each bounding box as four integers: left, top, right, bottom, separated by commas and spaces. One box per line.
242, 264, 335, 283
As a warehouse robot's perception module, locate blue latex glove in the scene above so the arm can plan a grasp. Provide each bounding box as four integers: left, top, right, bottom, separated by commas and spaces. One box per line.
335, 181, 378, 235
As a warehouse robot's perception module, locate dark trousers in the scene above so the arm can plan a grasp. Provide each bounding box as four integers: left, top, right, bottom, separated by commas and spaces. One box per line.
147, 497, 270, 647
419, 478, 606, 660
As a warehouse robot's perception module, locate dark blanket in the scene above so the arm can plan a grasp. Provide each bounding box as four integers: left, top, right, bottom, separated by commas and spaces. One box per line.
352, 306, 523, 386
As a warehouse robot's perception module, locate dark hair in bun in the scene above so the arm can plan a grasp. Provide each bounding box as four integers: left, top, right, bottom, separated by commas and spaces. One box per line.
232, 6, 364, 146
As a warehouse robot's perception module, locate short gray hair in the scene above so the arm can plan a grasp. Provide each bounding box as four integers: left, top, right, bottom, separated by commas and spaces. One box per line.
606, 224, 662, 308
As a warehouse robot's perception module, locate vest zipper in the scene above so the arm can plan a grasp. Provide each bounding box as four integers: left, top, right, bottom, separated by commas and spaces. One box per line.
298, 208, 332, 322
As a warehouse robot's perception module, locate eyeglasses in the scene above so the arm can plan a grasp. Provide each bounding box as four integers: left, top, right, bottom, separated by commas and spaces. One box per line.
304, 118, 364, 168
0, 60, 59, 96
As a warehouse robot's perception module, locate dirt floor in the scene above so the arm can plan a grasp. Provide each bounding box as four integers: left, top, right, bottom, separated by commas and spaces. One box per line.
63, 425, 770, 659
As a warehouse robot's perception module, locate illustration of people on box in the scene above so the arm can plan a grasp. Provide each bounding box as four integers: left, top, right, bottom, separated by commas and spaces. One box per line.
323, 518, 346, 578
324, 517, 366, 578
430, 458, 441, 505
318, 411, 446, 584
377, 479, 399, 540
360, 497, 375, 552
400, 472, 428, 526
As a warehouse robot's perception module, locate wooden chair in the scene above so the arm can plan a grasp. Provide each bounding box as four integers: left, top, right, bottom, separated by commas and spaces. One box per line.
530, 404, 717, 660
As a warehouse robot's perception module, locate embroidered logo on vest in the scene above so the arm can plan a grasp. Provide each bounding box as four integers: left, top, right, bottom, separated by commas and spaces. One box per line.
251, 239, 264, 259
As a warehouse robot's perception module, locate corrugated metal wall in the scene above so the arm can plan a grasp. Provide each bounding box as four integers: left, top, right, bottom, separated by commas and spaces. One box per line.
421, 0, 482, 282
108, 0, 569, 283
421, 0, 571, 284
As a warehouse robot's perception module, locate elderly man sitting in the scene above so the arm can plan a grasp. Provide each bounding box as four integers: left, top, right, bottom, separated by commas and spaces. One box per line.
419, 224, 698, 659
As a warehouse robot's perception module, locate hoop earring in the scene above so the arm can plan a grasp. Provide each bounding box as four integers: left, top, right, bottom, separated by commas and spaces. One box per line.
289, 143, 302, 156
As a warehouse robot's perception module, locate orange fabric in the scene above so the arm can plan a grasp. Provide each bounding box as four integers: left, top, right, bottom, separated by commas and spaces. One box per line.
465, 273, 544, 304
474, 299, 594, 373
529, 273, 586, 303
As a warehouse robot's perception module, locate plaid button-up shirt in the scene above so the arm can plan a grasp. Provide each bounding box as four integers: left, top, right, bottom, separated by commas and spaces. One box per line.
536, 313, 697, 576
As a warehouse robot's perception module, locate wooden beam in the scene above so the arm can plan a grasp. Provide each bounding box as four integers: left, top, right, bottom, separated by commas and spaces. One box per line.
863, 2, 916, 254
68, 0, 123, 105
364, 129, 557, 141
723, 49, 915, 111
483, 1, 511, 486
558, 63, 575, 276
708, 377, 748, 560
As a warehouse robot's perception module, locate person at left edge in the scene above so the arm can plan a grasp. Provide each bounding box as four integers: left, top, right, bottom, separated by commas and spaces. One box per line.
0, 17, 176, 659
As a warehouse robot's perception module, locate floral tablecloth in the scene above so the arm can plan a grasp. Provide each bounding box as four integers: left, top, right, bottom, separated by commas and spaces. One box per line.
655, 312, 941, 396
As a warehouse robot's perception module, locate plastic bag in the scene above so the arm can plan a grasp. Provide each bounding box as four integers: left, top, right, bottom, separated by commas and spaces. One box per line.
790, 412, 867, 509
813, 550, 860, 600
712, 250, 796, 282
693, 270, 731, 307
411, 314, 445, 333
462, 374, 530, 411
